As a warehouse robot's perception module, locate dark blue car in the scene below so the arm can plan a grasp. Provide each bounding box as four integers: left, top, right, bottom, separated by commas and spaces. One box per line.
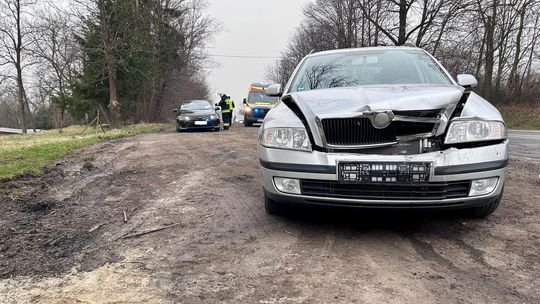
174, 100, 221, 132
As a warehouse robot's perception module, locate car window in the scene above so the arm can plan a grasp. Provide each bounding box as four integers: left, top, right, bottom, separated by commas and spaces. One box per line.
181, 100, 212, 110
290, 50, 451, 93
247, 91, 280, 104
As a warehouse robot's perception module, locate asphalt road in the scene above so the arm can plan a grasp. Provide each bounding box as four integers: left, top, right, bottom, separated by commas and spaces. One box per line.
508, 129, 540, 160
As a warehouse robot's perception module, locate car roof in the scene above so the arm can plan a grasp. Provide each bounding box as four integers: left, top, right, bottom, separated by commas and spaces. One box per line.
307, 46, 425, 58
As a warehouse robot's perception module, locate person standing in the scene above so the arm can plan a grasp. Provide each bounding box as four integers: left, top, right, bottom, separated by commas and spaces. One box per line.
218, 93, 235, 130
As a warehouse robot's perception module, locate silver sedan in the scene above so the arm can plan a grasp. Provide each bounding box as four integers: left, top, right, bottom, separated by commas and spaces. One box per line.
258, 46, 508, 218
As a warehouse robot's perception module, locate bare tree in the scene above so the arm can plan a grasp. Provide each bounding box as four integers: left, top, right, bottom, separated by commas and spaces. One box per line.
270, 0, 540, 105
304, 0, 361, 48
0, 0, 34, 133
32, 5, 80, 131
356, 0, 446, 46
508, 0, 535, 100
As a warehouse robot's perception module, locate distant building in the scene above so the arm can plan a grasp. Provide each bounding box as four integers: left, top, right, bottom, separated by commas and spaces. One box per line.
0, 127, 42, 136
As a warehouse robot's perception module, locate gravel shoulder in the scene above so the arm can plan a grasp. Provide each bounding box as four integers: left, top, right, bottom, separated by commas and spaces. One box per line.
0, 126, 539, 303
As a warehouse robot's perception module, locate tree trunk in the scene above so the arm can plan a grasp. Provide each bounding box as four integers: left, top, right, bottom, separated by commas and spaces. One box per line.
99, 0, 120, 128
107, 62, 120, 128
484, 14, 496, 99
16, 72, 27, 133
475, 29, 486, 81
59, 106, 65, 133
398, 0, 407, 45
15, 0, 27, 133
508, 1, 528, 100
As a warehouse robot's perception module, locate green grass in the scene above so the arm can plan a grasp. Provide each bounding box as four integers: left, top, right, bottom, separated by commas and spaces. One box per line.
0, 124, 167, 179
498, 106, 540, 130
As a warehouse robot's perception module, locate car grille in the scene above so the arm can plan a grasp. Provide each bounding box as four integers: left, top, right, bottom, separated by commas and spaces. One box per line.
321, 118, 435, 146
301, 180, 471, 200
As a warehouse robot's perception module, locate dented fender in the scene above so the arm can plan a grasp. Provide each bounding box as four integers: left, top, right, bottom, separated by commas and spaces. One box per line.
458, 92, 504, 121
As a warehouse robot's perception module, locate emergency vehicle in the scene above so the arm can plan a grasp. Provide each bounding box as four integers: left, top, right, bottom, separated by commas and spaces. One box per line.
242, 83, 279, 127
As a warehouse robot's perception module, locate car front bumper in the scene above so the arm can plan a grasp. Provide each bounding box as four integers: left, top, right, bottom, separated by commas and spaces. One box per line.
244, 107, 271, 122
259, 141, 508, 209
178, 119, 220, 130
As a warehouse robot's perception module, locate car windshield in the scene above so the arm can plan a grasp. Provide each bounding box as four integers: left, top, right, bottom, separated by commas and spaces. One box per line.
247, 91, 280, 104
181, 100, 212, 110
290, 50, 451, 93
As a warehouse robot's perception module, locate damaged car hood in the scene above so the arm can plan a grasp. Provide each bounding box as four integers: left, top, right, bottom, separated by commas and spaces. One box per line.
284, 85, 465, 148
288, 85, 464, 119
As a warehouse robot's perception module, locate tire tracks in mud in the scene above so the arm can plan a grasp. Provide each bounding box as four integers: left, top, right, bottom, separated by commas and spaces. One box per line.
402, 221, 535, 303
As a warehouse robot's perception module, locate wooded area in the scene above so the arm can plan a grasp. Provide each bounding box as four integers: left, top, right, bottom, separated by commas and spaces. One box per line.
267, 0, 540, 106
0, 0, 216, 133
2, 0, 539, 133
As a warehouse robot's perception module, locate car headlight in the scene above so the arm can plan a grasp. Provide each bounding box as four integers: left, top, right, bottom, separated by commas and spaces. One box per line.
244, 106, 252, 114
180, 116, 190, 121
210, 114, 218, 120
261, 128, 311, 151
444, 120, 507, 144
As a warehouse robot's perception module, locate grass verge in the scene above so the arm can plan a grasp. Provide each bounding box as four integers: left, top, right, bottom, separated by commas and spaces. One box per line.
0, 124, 167, 179
498, 106, 540, 130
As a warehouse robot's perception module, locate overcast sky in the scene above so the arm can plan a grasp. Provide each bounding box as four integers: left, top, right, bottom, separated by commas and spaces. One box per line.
206, 0, 309, 104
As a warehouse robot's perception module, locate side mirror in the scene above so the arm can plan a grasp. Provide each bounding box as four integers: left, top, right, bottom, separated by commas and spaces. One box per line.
215, 106, 221, 111
457, 74, 478, 89
265, 84, 283, 97
243, 99, 247, 104
172, 109, 178, 113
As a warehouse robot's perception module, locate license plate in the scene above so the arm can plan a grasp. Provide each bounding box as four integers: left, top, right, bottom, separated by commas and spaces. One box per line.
194, 121, 207, 126
338, 162, 430, 183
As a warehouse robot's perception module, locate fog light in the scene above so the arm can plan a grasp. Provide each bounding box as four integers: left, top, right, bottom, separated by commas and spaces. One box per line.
469, 177, 498, 196
274, 177, 301, 194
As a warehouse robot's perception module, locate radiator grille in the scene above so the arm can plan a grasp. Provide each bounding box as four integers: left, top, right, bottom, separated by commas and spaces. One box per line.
321, 117, 435, 146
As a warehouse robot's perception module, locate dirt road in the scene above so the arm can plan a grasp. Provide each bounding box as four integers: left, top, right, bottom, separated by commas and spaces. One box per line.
1, 126, 539, 303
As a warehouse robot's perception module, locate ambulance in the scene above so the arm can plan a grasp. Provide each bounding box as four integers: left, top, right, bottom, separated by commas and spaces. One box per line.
241, 83, 280, 127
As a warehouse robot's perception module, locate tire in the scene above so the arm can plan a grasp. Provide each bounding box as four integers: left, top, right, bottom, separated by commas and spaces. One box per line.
214, 127, 220, 132
176, 123, 182, 133
244, 120, 253, 127
469, 189, 504, 218
264, 192, 283, 215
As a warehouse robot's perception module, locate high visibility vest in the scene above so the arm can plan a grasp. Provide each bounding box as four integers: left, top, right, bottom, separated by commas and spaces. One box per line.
222, 98, 234, 113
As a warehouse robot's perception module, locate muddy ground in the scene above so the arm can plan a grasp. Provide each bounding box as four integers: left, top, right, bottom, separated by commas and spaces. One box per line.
0, 126, 539, 303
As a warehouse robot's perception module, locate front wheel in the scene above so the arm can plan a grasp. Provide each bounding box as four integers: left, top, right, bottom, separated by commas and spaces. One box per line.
176, 123, 182, 133
469, 189, 504, 218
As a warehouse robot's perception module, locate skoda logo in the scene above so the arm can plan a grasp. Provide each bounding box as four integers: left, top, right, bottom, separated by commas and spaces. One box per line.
372, 112, 392, 129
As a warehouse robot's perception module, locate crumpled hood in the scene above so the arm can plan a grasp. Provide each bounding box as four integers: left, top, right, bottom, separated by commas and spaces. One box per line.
288, 85, 464, 119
